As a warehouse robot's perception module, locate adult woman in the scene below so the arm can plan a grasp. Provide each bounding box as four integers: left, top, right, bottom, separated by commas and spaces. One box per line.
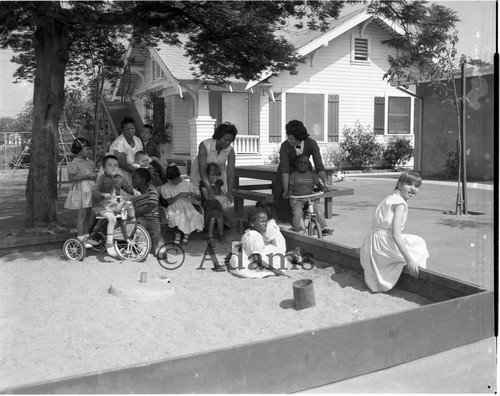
190, 122, 238, 203
273, 119, 332, 224
108, 116, 144, 185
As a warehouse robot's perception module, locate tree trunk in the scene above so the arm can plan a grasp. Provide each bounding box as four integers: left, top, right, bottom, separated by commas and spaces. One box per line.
25, 18, 68, 227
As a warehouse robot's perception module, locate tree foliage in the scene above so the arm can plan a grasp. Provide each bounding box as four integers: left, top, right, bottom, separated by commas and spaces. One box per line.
1, 1, 348, 87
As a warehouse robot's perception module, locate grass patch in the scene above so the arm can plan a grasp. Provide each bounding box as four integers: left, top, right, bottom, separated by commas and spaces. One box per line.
0, 169, 28, 186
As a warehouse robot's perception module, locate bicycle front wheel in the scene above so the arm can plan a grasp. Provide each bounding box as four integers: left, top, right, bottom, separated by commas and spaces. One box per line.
308, 218, 322, 238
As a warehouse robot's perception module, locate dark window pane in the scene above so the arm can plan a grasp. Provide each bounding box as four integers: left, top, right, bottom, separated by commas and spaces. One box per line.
388, 97, 410, 134
286, 93, 325, 141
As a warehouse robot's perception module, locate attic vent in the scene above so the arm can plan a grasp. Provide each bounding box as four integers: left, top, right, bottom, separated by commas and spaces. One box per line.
354, 38, 368, 61
151, 59, 165, 81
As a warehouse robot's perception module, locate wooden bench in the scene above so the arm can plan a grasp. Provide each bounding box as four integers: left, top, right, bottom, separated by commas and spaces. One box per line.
232, 187, 354, 219
232, 188, 273, 217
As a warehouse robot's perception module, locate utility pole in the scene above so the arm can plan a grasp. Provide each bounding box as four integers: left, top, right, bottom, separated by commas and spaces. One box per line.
460, 60, 468, 214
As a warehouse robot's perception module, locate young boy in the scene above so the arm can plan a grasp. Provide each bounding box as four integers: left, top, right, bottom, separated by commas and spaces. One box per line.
283, 154, 334, 236
92, 155, 141, 257
131, 168, 162, 256
141, 124, 166, 182
133, 151, 163, 187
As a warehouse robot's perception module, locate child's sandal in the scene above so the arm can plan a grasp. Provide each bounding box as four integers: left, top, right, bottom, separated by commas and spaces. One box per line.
207, 237, 216, 248
173, 233, 181, 245
182, 236, 189, 245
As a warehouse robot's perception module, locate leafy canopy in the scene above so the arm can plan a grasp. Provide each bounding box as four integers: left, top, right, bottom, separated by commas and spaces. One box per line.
0, 0, 348, 89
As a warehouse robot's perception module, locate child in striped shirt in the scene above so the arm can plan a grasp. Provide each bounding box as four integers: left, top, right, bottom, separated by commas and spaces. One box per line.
131, 168, 162, 255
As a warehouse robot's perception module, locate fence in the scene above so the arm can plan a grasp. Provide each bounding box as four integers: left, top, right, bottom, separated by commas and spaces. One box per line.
0, 132, 31, 170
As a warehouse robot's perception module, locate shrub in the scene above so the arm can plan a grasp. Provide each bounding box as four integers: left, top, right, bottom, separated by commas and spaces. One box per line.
443, 151, 459, 179
268, 144, 280, 164
382, 137, 414, 168
322, 142, 347, 169
339, 121, 383, 169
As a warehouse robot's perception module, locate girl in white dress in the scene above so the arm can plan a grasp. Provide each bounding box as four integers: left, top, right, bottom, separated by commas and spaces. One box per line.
160, 165, 204, 245
255, 199, 287, 253
229, 209, 289, 279
360, 171, 429, 292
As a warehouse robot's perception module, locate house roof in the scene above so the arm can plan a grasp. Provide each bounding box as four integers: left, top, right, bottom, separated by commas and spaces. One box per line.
115, 5, 403, 96
245, 7, 404, 89
155, 40, 195, 81
283, 7, 368, 51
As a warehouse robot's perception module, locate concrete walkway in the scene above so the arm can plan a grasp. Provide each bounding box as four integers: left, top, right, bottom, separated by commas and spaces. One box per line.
0, 173, 496, 393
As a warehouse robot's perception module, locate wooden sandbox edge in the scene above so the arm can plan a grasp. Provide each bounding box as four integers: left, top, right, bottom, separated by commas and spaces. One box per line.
4, 235, 494, 394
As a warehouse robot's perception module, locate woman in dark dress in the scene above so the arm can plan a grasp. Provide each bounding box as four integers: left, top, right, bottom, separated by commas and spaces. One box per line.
273, 120, 333, 225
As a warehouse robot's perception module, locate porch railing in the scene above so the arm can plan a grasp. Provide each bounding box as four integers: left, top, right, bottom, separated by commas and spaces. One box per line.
233, 135, 259, 154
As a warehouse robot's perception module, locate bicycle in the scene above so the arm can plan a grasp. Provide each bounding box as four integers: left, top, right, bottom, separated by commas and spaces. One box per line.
289, 191, 325, 238
63, 197, 152, 262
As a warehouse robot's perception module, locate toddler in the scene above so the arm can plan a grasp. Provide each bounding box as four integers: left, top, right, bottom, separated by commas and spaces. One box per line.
64, 138, 99, 248
284, 154, 334, 236
228, 209, 290, 279
92, 155, 141, 257
255, 200, 286, 253
200, 163, 230, 247
133, 151, 163, 187
160, 165, 204, 245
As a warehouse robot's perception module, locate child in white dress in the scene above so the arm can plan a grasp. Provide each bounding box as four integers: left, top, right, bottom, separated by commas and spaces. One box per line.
64, 138, 98, 248
360, 171, 429, 292
255, 199, 286, 253
228, 209, 289, 279
160, 165, 204, 245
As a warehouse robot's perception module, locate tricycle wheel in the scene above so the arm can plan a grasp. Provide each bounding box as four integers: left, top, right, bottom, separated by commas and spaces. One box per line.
63, 239, 86, 261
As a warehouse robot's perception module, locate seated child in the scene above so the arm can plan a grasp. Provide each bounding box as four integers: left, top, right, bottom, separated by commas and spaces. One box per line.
283, 154, 334, 236
131, 168, 162, 256
92, 155, 141, 257
255, 199, 286, 253
160, 165, 204, 245
133, 151, 163, 187
228, 209, 290, 279
200, 163, 230, 247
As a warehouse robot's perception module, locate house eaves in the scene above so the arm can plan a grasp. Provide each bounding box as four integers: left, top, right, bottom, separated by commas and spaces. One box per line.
245, 8, 404, 90
293, 9, 403, 57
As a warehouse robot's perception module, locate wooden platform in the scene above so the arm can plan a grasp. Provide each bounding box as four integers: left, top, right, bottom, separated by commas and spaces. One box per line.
7, 231, 494, 394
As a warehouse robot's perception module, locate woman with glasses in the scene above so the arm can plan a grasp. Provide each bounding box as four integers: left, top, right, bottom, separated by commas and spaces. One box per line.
107, 116, 144, 185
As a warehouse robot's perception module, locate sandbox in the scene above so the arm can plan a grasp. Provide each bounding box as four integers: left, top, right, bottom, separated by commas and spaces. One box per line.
0, 230, 494, 393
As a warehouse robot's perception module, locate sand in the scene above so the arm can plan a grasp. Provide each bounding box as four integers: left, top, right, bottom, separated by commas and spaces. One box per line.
0, 236, 432, 391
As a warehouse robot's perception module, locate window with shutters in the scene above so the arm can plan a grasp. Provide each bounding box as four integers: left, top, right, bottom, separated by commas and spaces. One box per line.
374, 96, 413, 135
351, 36, 370, 64
388, 97, 411, 134
286, 93, 325, 141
